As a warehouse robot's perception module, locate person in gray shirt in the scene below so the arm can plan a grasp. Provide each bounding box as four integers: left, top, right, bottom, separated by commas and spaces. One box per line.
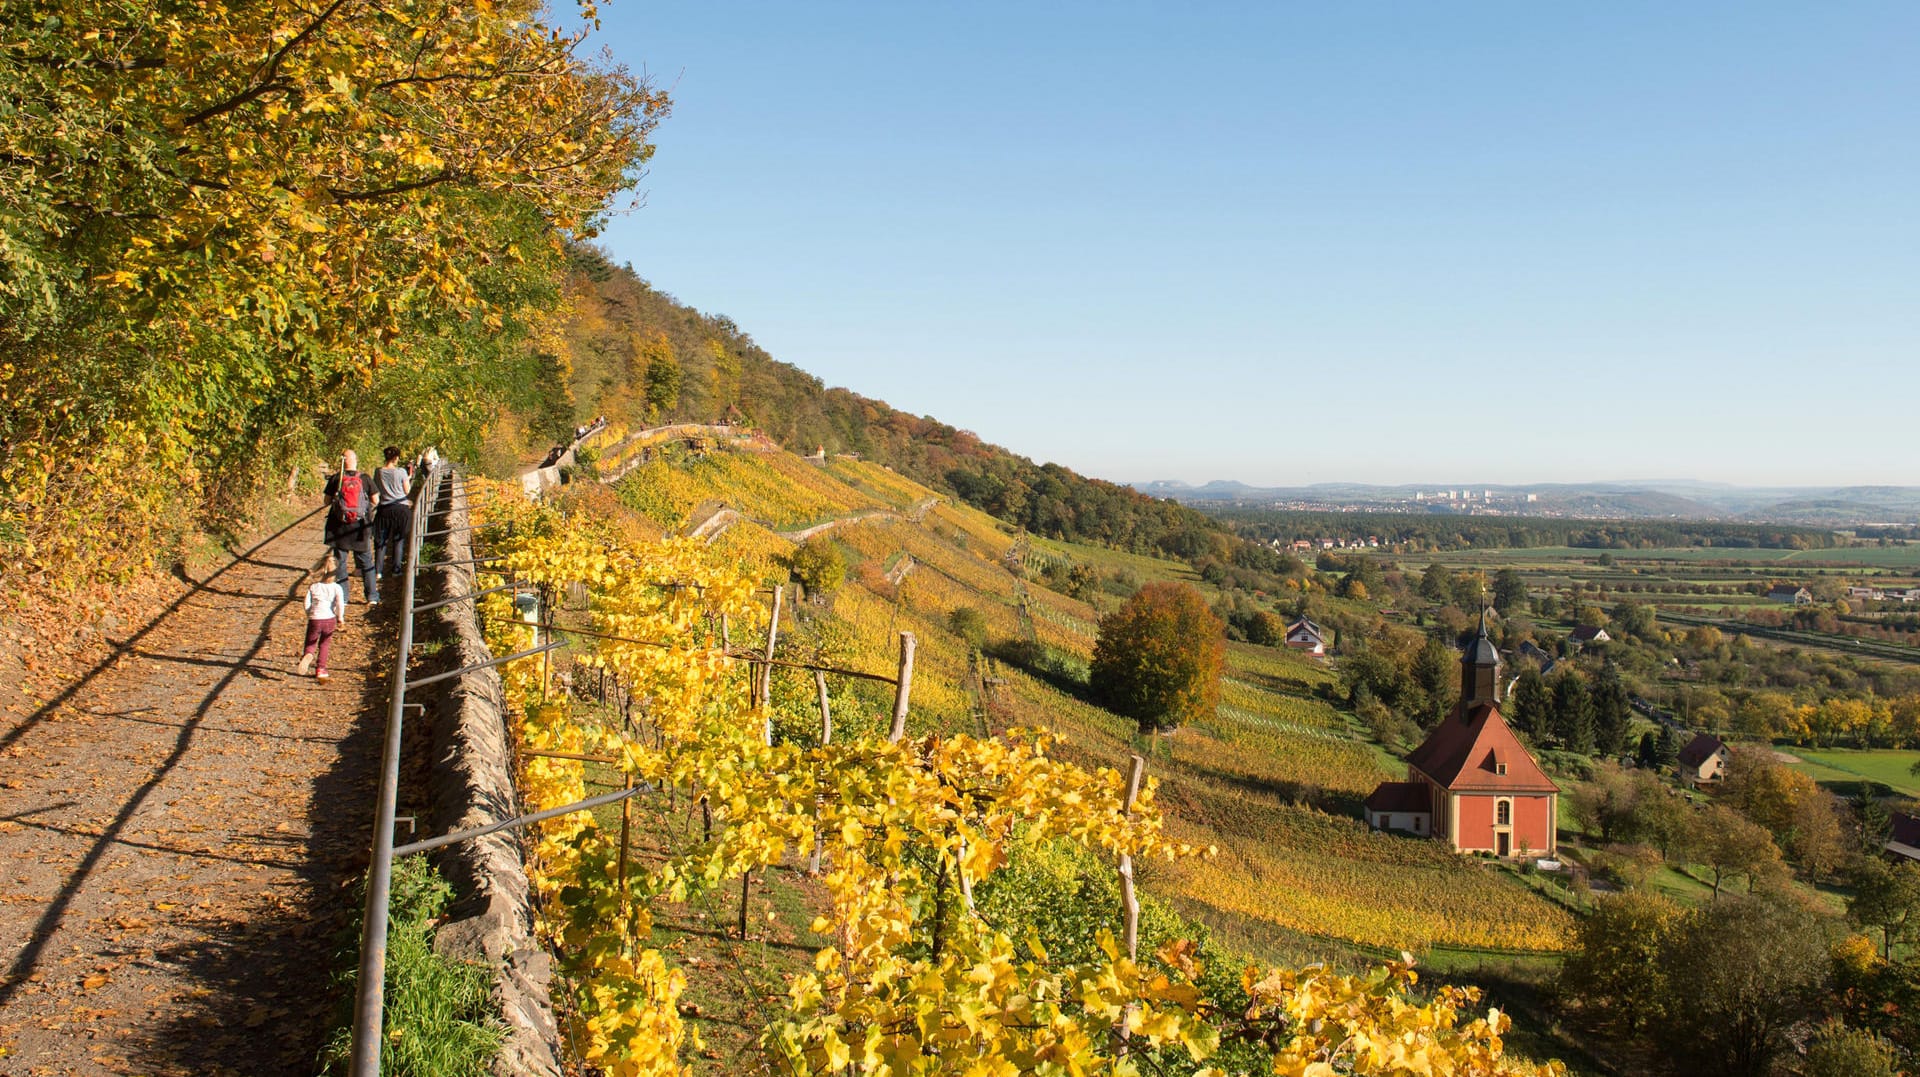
372, 445, 413, 581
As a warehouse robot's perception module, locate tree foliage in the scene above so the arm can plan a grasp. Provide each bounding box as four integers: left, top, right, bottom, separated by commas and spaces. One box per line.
0, 0, 666, 595
1090, 582, 1225, 732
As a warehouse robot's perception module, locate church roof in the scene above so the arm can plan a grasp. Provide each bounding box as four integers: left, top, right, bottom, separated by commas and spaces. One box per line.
1406, 702, 1559, 793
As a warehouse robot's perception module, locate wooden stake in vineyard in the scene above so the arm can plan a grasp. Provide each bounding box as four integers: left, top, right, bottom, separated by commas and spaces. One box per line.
809, 669, 832, 876
760, 585, 783, 744
1118, 754, 1145, 960
888, 631, 916, 742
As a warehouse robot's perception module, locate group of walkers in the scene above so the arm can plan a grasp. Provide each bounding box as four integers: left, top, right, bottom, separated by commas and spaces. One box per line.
298, 445, 437, 681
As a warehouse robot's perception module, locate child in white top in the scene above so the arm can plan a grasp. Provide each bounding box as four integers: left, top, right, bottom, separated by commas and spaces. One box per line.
299, 557, 348, 680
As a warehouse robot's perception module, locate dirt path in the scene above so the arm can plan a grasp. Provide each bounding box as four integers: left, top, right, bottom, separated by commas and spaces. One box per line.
0, 508, 388, 1076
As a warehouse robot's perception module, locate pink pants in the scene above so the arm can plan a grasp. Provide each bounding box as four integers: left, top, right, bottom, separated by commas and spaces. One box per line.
304, 617, 338, 672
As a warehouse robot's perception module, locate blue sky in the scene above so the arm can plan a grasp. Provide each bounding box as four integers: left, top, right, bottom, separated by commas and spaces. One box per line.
585, 2, 1918, 487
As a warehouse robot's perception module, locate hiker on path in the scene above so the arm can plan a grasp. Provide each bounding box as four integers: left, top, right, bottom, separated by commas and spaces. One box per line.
298, 557, 347, 681
372, 445, 413, 582
323, 449, 380, 604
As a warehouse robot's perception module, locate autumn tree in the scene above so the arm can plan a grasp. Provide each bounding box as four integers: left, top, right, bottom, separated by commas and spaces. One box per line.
1849, 858, 1920, 959
1559, 890, 1682, 1033
642, 338, 683, 418
1, 0, 667, 595
946, 606, 989, 650
1689, 805, 1783, 898
786, 537, 845, 598
1091, 582, 1225, 732
1655, 897, 1835, 1077
1802, 1023, 1899, 1077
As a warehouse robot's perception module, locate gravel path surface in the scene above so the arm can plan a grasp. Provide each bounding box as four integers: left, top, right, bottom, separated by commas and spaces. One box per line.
0, 507, 388, 1076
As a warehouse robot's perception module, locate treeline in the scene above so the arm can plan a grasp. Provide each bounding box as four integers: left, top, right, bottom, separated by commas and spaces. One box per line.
0, 2, 665, 600
556, 247, 1233, 557
1211, 509, 1839, 552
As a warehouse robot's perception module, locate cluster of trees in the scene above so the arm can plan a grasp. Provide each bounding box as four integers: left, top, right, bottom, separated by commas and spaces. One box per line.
1506, 665, 1635, 756
1556, 749, 1920, 1074
1, 2, 666, 598
1216, 510, 1839, 554
1561, 892, 1899, 1076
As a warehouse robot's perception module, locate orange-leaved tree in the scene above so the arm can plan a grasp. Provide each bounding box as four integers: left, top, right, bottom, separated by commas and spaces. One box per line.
1090, 581, 1224, 732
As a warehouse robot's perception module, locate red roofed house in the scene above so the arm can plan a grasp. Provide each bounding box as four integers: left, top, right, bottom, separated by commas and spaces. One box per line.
1366, 619, 1560, 857
1676, 733, 1731, 785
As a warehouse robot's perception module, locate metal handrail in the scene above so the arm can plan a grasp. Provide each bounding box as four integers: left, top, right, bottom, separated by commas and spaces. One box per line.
347, 462, 446, 1077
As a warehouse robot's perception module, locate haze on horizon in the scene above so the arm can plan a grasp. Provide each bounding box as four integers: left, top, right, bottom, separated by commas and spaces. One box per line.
587, 2, 1919, 490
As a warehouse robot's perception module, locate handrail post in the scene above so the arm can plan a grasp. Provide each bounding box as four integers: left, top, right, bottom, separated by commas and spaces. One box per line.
348, 463, 445, 1076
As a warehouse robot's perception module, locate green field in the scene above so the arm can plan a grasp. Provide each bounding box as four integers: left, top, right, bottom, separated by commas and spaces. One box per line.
1783, 748, 1920, 798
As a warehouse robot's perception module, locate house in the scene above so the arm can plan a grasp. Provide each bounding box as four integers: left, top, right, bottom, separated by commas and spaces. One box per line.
1569, 625, 1611, 646
1675, 733, 1731, 785
1767, 585, 1813, 605
1283, 617, 1326, 657
1886, 812, 1920, 863
1365, 618, 1560, 856
1516, 640, 1558, 677
1848, 586, 1886, 602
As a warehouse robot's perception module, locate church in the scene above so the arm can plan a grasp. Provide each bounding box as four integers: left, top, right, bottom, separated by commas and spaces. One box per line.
1364, 618, 1559, 857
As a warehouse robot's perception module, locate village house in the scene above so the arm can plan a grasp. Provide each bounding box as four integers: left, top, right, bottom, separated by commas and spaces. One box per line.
1886, 812, 1920, 864
1848, 586, 1887, 602
1365, 620, 1559, 857
1283, 616, 1326, 657
1568, 625, 1611, 646
1675, 733, 1730, 785
1767, 585, 1814, 605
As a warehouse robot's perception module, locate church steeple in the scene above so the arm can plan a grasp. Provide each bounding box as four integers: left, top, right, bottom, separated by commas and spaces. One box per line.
1460, 607, 1500, 710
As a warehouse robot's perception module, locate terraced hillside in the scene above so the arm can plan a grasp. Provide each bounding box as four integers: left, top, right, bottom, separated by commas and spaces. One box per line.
609, 443, 1574, 962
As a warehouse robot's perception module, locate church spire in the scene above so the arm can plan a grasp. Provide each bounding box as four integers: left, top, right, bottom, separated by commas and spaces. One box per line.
1460, 607, 1501, 710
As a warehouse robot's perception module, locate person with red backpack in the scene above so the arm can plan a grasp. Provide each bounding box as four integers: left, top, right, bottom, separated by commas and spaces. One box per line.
323, 449, 380, 605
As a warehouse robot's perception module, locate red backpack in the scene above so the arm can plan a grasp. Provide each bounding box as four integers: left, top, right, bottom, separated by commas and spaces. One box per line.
334, 472, 367, 524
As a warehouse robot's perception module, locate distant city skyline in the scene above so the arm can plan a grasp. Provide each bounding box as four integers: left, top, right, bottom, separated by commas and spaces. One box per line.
588, 2, 1919, 487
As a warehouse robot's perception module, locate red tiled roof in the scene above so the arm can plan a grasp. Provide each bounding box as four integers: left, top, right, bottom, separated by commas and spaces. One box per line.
1677, 733, 1726, 768
1405, 703, 1559, 793
1365, 781, 1431, 814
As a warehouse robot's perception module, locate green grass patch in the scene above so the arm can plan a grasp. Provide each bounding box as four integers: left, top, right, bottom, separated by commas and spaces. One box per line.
318, 857, 503, 1076
1783, 747, 1920, 798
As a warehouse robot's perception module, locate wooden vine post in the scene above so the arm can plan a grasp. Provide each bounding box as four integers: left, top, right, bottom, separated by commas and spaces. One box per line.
888, 631, 917, 742
809, 669, 832, 876
1119, 754, 1145, 960
760, 585, 783, 743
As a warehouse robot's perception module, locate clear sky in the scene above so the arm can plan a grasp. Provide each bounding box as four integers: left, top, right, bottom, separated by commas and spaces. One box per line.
585, 2, 1919, 488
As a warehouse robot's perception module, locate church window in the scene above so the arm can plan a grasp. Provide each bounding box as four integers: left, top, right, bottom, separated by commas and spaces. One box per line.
1496, 800, 1512, 826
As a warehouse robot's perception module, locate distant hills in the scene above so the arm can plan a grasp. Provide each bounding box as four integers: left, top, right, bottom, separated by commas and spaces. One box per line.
1131, 479, 1920, 527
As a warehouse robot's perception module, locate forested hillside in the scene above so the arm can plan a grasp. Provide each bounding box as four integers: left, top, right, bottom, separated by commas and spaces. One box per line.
553, 247, 1220, 556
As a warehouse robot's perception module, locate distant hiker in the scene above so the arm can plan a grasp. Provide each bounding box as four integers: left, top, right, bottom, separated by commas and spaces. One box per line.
323, 449, 380, 605
299, 557, 347, 681
373, 445, 413, 582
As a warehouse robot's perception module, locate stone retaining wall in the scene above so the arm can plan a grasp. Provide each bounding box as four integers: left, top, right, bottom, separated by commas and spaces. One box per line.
420, 483, 564, 1076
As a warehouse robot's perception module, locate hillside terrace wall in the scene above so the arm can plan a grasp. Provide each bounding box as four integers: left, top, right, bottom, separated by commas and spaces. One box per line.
417, 481, 564, 1077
